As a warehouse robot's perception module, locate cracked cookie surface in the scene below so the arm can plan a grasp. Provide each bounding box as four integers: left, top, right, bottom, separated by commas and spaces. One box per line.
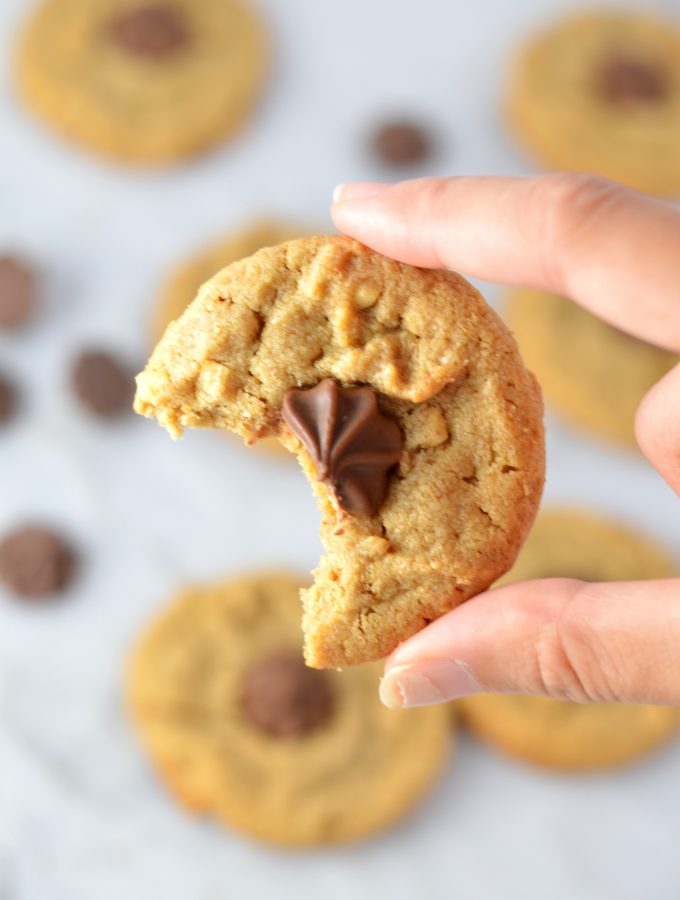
135, 235, 545, 667
460, 509, 680, 771
128, 572, 451, 847
16, 0, 267, 164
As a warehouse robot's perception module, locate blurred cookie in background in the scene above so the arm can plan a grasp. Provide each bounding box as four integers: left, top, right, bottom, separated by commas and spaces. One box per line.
505, 289, 677, 448
0, 255, 37, 331
15, 0, 268, 165
155, 221, 311, 458
461, 695, 680, 773
506, 10, 680, 196
128, 572, 451, 847
459, 509, 680, 771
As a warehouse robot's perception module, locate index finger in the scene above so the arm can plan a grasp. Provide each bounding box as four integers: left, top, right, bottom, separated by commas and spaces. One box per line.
331, 174, 680, 353
379, 575, 680, 707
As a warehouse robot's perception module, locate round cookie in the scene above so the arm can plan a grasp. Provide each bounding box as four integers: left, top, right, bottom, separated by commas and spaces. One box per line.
506, 289, 678, 448
459, 509, 680, 771
506, 11, 680, 196
154, 222, 307, 460
135, 235, 545, 668
16, 0, 267, 165
128, 572, 451, 847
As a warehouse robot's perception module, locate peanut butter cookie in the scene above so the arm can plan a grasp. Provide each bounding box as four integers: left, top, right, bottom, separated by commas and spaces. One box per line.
460, 509, 680, 771
506, 289, 677, 448
128, 572, 451, 847
16, 0, 267, 165
506, 10, 680, 196
135, 236, 545, 668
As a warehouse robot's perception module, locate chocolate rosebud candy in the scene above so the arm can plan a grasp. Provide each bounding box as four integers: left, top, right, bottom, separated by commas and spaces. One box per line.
281, 379, 403, 517
241, 651, 335, 737
109, 4, 191, 59
597, 54, 669, 104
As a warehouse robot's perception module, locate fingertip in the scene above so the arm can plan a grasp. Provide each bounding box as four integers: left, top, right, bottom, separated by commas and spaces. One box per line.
332, 181, 389, 204
379, 670, 406, 709
381, 659, 481, 708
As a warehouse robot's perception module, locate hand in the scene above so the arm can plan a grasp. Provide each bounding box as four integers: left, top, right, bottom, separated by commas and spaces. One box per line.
331, 173, 680, 709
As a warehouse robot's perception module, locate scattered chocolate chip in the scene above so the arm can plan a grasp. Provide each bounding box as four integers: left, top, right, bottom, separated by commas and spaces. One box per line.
241, 651, 335, 737
109, 4, 191, 59
282, 378, 403, 517
0, 256, 37, 331
597, 54, 669, 104
0, 526, 75, 599
72, 350, 134, 419
372, 120, 432, 166
0, 373, 17, 425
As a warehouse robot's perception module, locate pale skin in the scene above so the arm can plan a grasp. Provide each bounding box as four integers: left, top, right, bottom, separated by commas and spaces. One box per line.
331, 173, 680, 710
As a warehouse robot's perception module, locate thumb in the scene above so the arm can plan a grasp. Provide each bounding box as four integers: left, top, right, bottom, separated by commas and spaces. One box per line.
379, 578, 680, 708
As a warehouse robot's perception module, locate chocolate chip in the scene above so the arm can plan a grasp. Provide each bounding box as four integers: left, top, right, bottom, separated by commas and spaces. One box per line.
72, 350, 134, 419
0, 256, 37, 331
241, 651, 335, 737
597, 55, 669, 104
109, 4, 191, 59
0, 373, 17, 425
0, 526, 75, 599
281, 379, 403, 517
372, 120, 432, 166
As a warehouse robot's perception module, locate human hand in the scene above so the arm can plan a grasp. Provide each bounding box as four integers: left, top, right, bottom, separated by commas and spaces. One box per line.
331, 173, 680, 709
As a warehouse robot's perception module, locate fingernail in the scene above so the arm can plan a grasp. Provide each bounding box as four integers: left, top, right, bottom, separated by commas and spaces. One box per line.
333, 182, 389, 203
379, 660, 480, 709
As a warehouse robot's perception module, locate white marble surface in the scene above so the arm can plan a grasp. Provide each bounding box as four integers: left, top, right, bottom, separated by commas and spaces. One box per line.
1, 0, 680, 897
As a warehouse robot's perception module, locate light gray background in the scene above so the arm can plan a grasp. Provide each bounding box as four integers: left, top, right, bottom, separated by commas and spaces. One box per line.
1, 0, 679, 898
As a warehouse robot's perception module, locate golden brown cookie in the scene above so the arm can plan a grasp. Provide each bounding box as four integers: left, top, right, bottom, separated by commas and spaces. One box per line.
135, 236, 545, 668
506, 10, 680, 196
16, 0, 267, 165
459, 509, 680, 771
505, 289, 678, 448
128, 572, 451, 847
